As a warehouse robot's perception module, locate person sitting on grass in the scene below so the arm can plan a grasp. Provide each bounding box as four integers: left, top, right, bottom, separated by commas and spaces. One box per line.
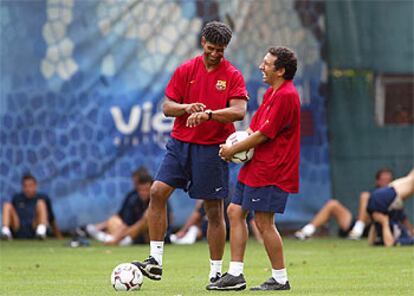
170, 198, 262, 245
1, 174, 50, 240
367, 168, 414, 247
295, 168, 394, 240
84, 167, 153, 246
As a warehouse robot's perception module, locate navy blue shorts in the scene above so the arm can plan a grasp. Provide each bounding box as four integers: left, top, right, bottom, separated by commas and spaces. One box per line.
231, 181, 289, 213
12, 222, 35, 239
155, 138, 229, 200
367, 187, 397, 214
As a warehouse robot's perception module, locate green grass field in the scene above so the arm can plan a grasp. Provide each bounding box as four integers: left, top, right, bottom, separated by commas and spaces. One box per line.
0, 238, 413, 295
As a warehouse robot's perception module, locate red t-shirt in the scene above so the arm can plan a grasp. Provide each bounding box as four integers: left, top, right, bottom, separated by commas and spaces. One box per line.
165, 55, 248, 145
238, 81, 300, 193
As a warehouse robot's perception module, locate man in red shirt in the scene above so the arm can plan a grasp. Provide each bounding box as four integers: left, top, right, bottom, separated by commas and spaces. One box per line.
132, 21, 248, 286
210, 47, 300, 291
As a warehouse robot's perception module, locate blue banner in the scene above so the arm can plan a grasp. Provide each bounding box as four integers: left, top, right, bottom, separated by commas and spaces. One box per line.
0, 0, 330, 230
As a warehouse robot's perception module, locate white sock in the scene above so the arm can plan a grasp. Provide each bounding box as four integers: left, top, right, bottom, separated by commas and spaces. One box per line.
209, 259, 222, 279
101, 233, 114, 243
272, 268, 288, 284
174, 226, 199, 244
351, 220, 365, 236
36, 224, 47, 236
302, 224, 316, 236
228, 261, 244, 276
150, 241, 164, 265
2, 226, 12, 237
86, 224, 99, 238
119, 235, 133, 246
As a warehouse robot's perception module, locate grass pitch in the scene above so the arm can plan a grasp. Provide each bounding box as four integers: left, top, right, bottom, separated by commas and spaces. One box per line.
0, 238, 413, 295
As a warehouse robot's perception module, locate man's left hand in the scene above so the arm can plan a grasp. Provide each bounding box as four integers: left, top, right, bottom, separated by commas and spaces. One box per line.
186, 112, 209, 128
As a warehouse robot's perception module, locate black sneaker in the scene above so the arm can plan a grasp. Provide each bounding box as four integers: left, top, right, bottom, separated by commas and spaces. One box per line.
74, 226, 88, 238
131, 256, 162, 281
250, 278, 290, 291
206, 273, 246, 291
209, 272, 221, 284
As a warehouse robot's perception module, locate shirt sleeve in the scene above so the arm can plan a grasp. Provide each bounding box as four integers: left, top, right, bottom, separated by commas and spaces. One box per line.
228, 71, 248, 100
165, 66, 184, 102
258, 94, 294, 139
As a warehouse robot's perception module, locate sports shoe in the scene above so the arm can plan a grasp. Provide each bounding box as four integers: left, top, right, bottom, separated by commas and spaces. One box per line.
250, 278, 290, 291
131, 256, 162, 280
347, 230, 361, 240
209, 272, 221, 284
1, 227, 12, 240
206, 273, 246, 291
294, 229, 310, 240
0, 232, 12, 241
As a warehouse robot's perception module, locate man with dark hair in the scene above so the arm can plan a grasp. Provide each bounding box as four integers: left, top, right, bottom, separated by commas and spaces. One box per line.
131, 21, 248, 285
212, 47, 300, 291
85, 167, 155, 245
1, 174, 50, 240
367, 168, 414, 246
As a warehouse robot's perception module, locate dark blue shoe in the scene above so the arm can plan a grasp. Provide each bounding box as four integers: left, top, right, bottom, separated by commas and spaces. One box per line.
250, 278, 290, 291
206, 273, 246, 291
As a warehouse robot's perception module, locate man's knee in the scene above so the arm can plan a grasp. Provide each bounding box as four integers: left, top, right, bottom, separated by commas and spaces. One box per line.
204, 200, 224, 227
36, 199, 47, 212
254, 213, 275, 233
227, 204, 244, 222
2, 202, 12, 213
326, 199, 340, 209
149, 182, 171, 206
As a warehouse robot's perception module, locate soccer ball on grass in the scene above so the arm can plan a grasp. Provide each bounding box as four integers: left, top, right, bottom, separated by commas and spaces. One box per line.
111, 263, 143, 291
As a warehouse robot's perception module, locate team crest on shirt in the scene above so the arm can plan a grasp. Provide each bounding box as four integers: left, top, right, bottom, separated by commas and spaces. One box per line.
216, 80, 227, 91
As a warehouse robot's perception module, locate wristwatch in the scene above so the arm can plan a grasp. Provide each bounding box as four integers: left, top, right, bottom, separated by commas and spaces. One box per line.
205, 109, 213, 120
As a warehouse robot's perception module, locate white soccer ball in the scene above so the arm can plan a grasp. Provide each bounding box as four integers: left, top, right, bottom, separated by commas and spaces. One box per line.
111, 263, 143, 291
225, 131, 254, 164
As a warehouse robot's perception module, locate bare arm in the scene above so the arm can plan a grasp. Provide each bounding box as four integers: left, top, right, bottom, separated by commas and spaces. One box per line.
105, 215, 149, 246
357, 191, 371, 224
126, 216, 148, 239
219, 130, 268, 162
402, 217, 414, 236
51, 221, 64, 240
175, 201, 204, 238
163, 97, 206, 117
367, 224, 376, 246
372, 212, 394, 247
186, 98, 247, 127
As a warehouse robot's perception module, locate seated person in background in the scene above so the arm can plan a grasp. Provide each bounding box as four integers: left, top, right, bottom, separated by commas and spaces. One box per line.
295, 168, 393, 240
368, 209, 414, 247
1, 174, 49, 240
170, 198, 262, 245
85, 167, 152, 245
367, 168, 414, 247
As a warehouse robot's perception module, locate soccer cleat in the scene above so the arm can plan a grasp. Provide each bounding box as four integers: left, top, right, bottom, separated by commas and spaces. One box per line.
294, 230, 310, 240
36, 233, 47, 240
74, 226, 89, 238
0, 232, 12, 241
347, 230, 361, 240
209, 272, 221, 284
206, 273, 246, 291
250, 278, 290, 291
1, 227, 13, 240
131, 256, 162, 281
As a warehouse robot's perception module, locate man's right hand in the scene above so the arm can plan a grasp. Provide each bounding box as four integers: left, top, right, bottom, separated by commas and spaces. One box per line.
184, 103, 206, 114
